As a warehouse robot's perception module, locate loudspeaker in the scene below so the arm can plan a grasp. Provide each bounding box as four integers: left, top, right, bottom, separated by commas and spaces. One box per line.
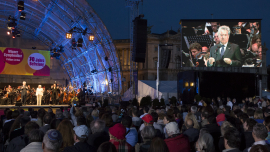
133, 17, 147, 63
15, 102, 22, 106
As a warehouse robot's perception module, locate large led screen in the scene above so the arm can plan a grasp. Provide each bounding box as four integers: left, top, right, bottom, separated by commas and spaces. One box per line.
0, 47, 50, 76
181, 19, 262, 67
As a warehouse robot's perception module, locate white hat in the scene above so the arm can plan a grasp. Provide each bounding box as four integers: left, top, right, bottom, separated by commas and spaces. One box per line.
73, 125, 89, 138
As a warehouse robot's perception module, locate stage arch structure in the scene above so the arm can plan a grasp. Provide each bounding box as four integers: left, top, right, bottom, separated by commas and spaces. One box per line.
0, 0, 122, 95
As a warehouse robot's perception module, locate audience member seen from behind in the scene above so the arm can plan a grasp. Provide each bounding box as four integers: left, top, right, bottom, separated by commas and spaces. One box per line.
20, 129, 44, 152
243, 118, 257, 148
164, 122, 190, 152
121, 116, 138, 147
196, 132, 215, 152
264, 116, 270, 144
183, 118, 200, 144
135, 126, 155, 152
6, 121, 39, 152
63, 125, 96, 152
97, 141, 117, 152
249, 144, 269, 152
57, 119, 75, 152
87, 119, 110, 149
40, 114, 53, 134
245, 123, 270, 152
148, 137, 169, 152
42, 129, 63, 152
9, 115, 30, 141
223, 127, 242, 152
109, 123, 134, 152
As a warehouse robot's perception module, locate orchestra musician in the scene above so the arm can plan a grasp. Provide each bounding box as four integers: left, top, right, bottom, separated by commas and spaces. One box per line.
208, 25, 242, 67
20, 81, 29, 105
189, 42, 206, 67
36, 85, 44, 106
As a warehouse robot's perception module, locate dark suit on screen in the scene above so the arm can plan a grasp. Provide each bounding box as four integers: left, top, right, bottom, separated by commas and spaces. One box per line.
207, 42, 242, 67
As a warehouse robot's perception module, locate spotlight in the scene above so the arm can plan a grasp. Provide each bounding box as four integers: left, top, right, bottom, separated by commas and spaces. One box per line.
7, 22, 17, 30
16, 31, 20, 37
7, 31, 11, 35
77, 38, 83, 47
72, 38, 77, 48
8, 15, 12, 21
89, 35, 94, 41
12, 34, 16, 39
91, 69, 97, 74
20, 12, 26, 20
18, 1, 24, 11
108, 67, 112, 72
66, 33, 72, 39
82, 28, 88, 35
59, 45, 64, 52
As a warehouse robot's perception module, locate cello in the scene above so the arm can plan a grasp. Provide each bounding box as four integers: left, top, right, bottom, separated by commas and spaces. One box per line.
16, 86, 22, 102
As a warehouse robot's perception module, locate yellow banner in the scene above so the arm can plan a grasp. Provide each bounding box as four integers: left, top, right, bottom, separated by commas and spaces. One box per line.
0, 47, 50, 76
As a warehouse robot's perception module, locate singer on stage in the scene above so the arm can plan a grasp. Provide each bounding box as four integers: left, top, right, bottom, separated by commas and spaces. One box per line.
208, 25, 242, 67
20, 81, 28, 105
36, 85, 44, 106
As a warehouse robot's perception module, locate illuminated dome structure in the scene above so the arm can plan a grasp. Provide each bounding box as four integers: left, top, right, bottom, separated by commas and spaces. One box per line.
0, 0, 121, 94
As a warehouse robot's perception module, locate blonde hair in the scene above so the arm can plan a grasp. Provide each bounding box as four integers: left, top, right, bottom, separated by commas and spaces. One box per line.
92, 109, 99, 117
221, 121, 233, 136
185, 112, 200, 130
254, 109, 263, 119
109, 133, 126, 143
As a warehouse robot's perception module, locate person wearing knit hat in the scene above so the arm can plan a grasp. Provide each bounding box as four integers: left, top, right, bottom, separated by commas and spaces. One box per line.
63, 125, 96, 152
216, 113, 226, 126
109, 123, 134, 152
42, 129, 63, 152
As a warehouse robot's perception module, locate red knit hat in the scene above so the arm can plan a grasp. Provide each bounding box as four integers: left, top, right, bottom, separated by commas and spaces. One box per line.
109, 123, 126, 140
142, 114, 153, 124
216, 113, 226, 126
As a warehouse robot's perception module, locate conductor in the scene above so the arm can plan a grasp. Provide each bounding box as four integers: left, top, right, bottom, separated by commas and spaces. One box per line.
51, 84, 59, 105
208, 25, 242, 67
21, 81, 28, 105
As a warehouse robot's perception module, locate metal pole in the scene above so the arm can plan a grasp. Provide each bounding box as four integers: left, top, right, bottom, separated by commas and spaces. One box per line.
157, 45, 159, 102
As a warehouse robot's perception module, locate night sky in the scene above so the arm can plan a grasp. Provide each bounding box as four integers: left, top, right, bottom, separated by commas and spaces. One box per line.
87, 0, 270, 65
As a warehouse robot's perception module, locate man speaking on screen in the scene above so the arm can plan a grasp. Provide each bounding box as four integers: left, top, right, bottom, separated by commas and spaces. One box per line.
208, 25, 242, 67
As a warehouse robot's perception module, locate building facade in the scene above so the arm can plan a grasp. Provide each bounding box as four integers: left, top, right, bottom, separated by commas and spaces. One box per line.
114, 30, 182, 94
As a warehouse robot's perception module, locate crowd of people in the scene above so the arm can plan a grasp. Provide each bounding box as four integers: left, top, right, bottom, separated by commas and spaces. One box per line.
0, 96, 270, 152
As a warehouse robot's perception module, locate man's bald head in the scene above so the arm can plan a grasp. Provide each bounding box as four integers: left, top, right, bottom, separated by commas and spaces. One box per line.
202, 46, 209, 53
186, 118, 194, 129
252, 43, 259, 54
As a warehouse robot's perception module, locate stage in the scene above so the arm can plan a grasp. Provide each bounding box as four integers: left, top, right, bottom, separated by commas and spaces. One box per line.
0, 105, 70, 109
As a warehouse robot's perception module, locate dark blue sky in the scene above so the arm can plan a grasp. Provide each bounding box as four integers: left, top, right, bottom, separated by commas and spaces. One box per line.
87, 0, 270, 65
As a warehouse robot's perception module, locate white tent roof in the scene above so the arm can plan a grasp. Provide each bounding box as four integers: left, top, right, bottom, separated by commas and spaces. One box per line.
140, 80, 177, 93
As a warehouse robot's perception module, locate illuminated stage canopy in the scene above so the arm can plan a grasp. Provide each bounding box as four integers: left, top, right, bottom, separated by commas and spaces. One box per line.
0, 0, 121, 94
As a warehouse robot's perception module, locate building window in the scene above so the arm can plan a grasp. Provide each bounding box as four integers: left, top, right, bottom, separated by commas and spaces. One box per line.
154, 60, 157, 68
176, 46, 180, 52
153, 57, 158, 69
175, 56, 181, 69
154, 47, 158, 52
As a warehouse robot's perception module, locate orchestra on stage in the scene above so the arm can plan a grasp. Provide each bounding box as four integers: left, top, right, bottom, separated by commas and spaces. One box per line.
0, 81, 91, 106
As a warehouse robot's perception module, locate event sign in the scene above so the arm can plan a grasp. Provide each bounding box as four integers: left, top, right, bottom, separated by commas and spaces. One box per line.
0, 47, 50, 76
